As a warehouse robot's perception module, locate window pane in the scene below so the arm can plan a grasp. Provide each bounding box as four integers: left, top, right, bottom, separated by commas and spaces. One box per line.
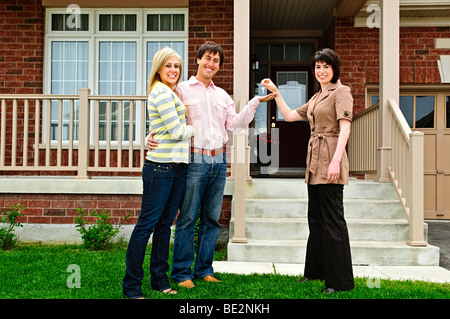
415, 96, 435, 128
50, 41, 87, 141
276, 72, 308, 121
99, 14, 136, 31
99, 15, 111, 31
99, 41, 136, 95
399, 96, 414, 128
51, 14, 89, 31
447, 96, 450, 128
285, 45, 299, 62
160, 14, 171, 31
99, 42, 137, 141
112, 15, 124, 31
300, 45, 315, 62
255, 44, 269, 62
147, 14, 159, 31
270, 45, 284, 61
371, 96, 379, 106
124, 15, 136, 31
173, 14, 184, 31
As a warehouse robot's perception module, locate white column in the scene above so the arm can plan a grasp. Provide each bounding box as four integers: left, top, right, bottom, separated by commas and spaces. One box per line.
233, 0, 250, 109
231, 0, 250, 243
377, 0, 399, 182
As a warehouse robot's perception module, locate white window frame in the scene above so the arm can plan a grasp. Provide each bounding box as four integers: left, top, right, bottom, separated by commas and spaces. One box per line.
43, 8, 188, 147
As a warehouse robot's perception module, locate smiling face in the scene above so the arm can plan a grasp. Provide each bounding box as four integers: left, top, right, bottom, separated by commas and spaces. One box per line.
158, 56, 181, 89
314, 61, 334, 87
196, 51, 221, 85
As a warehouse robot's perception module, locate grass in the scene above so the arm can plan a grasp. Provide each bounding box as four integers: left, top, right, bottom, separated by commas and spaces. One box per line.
0, 243, 449, 300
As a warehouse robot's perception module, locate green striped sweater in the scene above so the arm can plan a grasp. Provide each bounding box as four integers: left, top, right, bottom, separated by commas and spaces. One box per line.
146, 81, 195, 164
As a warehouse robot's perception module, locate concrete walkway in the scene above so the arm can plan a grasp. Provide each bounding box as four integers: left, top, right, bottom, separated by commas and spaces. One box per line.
212, 261, 450, 284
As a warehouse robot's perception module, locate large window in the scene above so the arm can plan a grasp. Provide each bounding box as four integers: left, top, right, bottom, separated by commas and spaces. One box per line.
45, 8, 188, 143
369, 93, 436, 129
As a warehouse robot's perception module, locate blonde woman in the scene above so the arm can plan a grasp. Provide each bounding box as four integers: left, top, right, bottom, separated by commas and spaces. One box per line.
122, 47, 194, 299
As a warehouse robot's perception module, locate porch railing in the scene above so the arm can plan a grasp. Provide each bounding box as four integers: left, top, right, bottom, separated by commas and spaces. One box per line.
348, 100, 426, 246
0, 88, 147, 178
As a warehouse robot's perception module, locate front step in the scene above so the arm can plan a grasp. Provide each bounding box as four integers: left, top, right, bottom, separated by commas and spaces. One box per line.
230, 218, 411, 242
227, 178, 440, 266
228, 240, 440, 266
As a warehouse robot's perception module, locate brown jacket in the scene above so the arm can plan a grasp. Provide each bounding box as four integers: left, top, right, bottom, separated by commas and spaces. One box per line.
296, 80, 353, 185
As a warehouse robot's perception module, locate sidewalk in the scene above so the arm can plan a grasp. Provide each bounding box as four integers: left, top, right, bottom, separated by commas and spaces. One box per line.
212, 261, 450, 284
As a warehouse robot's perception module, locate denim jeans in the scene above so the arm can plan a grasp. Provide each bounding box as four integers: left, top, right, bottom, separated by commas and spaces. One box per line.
171, 152, 227, 283
122, 160, 187, 298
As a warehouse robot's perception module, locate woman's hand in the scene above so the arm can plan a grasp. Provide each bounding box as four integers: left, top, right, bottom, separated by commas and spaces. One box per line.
327, 158, 341, 183
261, 79, 279, 94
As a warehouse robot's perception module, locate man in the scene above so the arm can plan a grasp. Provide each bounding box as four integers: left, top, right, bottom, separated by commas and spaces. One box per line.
148, 41, 274, 288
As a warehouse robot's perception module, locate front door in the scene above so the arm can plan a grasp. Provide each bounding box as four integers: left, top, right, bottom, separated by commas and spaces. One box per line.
268, 65, 314, 173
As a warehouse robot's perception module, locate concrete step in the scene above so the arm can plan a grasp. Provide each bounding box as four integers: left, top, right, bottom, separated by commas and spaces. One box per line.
245, 178, 400, 200
227, 240, 440, 266
243, 198, 405, 219
230, 218, 414, 242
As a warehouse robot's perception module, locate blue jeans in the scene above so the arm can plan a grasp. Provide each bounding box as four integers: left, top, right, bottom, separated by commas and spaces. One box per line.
171, 152, 227, 283
122, 160, 187, 298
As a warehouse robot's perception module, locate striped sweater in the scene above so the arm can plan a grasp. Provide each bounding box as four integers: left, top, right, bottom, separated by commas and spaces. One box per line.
146, 81, 195, 164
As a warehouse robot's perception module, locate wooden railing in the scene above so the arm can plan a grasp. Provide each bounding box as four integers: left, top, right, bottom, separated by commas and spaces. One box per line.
348, 100, 426, 246
387, 99, 426, 246
0, 88, 147, 178
348, 103, 379, 174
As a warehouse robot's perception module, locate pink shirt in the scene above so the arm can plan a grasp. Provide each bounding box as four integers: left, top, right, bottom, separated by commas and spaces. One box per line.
176, 76, 260, 150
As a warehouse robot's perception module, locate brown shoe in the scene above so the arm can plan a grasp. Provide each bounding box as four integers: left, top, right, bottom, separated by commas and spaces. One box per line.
203, 275, 221, 282
178, 279, 195, 289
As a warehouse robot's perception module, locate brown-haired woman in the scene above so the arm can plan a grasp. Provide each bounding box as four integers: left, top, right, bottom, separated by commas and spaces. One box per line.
262, 48, 354, 293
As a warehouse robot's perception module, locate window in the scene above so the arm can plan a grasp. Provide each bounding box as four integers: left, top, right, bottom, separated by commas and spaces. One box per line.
368, 94, 435, 129
45, 8, 188, 143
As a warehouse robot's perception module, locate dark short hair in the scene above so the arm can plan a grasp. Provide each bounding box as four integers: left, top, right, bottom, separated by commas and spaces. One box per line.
197, 41, 225, 66
311, 48, 341, 83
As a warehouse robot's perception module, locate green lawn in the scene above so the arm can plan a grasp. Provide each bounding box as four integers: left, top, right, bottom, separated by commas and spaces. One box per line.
0, 243, 448, 300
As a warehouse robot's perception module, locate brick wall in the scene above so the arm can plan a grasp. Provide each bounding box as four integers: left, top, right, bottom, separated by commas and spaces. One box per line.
0, 0, 44, 94
0, 193, 232, 227
187, 0, 234, 95
335, 17, 450, 114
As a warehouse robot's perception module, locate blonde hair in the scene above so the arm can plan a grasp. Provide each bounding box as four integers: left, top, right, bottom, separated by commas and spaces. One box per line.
148, 47, 183, 94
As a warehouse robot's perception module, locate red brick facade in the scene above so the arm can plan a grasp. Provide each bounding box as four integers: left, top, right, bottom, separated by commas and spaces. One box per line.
0, 193, 232, 226
187, 0, 234, 94
0, 0, 44, 95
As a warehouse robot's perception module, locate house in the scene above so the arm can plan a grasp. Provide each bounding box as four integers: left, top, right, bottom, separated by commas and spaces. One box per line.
0, 0, 448, 265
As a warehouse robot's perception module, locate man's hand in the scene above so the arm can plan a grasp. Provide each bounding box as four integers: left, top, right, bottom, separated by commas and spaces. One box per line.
257, 93, 277, 103
146, 131, 159, 151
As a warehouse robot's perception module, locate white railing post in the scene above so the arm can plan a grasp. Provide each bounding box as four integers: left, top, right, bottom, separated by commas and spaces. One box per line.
408, 131, 427, 246
77, 88, 90, 179
231, 99, 249, 244
378, 0, 399, 182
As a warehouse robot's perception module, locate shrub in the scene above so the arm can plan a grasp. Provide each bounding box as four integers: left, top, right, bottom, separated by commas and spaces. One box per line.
0, 204, 26, 250
75, 208, 130, 250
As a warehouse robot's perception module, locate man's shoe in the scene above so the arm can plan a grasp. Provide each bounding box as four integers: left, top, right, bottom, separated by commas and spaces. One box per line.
203, 276, 221, 282
178, 279, 195, 289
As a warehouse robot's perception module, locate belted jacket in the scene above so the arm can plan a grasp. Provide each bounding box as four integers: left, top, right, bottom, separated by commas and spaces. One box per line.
296, 80, 353, 185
